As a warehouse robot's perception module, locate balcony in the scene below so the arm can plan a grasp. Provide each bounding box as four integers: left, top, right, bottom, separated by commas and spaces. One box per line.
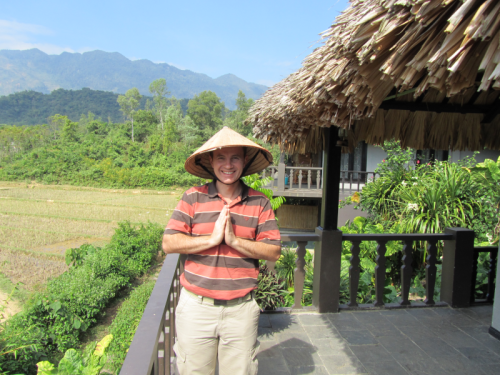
262, 164, 377, 198
120, 229, 498, 374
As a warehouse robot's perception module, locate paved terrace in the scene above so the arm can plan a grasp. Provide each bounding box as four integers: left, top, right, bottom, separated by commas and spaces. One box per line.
256, 306, 499, 375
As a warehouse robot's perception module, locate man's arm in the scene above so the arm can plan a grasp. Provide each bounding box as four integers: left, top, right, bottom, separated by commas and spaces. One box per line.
224, 206, 281, 261
162, 207, 226, 254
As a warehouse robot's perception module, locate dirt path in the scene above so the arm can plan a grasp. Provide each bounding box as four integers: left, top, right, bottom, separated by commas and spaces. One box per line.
0, 290, 21, 321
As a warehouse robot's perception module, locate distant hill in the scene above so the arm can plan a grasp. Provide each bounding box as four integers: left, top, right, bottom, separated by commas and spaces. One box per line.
0, 88, 190, 125
0, 49, 268, 109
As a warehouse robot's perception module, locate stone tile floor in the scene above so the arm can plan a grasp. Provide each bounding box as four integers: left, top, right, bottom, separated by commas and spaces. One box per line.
256, 305, 500, 375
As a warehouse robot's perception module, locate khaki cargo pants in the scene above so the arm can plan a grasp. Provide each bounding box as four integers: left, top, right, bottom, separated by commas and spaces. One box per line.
174, 289, 260, 375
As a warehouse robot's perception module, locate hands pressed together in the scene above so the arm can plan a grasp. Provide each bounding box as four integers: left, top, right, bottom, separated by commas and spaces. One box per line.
211, 205, 238, 248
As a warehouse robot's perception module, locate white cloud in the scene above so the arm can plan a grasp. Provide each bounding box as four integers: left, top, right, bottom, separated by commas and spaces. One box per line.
0, 19, 76, 54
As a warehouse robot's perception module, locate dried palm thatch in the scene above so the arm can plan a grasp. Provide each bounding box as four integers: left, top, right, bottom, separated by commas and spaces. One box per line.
249, 0, 500, 153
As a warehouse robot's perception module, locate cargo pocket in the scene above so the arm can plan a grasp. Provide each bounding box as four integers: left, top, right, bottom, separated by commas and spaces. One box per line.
173, 342, 186, 374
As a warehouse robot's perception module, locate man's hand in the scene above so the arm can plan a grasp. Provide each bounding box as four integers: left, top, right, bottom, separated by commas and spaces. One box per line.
224, 208, 238, 248
211, 206, 227, 246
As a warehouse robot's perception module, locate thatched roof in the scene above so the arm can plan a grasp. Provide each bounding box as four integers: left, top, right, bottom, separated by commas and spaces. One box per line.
248, 0, 500, 154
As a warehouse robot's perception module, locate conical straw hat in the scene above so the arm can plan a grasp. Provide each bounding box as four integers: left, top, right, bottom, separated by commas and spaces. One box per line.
185, 127, 273, 179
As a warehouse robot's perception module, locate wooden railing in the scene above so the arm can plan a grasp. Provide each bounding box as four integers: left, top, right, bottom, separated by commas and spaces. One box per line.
121, 229, 497, 374
120, 253, 182, 375
263, 164, 377, 193
340, 170, 378, 192
471, 246, 498, 304
269, 230, 497, 310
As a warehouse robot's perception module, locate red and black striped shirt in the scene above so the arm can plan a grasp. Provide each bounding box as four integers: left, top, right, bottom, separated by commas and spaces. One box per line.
165, 181, 280, 300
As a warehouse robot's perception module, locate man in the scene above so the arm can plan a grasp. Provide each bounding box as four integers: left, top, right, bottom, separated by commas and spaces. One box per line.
163, 126, 281, 375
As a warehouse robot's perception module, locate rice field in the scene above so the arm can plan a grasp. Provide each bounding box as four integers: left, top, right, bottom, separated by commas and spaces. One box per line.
0, 181, 183, 290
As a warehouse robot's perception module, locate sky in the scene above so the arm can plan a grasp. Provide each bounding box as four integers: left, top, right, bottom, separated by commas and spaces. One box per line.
0, 0, 349, 87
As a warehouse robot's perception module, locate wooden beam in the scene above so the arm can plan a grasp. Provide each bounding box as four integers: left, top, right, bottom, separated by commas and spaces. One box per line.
379, 101, 491, 115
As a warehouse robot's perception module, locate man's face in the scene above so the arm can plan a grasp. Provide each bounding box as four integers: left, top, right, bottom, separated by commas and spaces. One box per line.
209, 147, 247, 185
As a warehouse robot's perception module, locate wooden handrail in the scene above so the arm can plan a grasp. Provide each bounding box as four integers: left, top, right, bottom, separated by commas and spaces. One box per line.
121, 253, 181, 375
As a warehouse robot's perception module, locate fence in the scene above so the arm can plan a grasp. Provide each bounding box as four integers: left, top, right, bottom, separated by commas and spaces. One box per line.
121, 228, 497, 374
120, 253, 182, 375
263, 165, 377, 193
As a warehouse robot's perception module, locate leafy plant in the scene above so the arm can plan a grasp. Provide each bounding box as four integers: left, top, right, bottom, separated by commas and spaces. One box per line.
255, 265, 287, 310
471, 156, 500, 242
274, 248, 297, 288
242, 174, 285, 210
107, 280, 155, 374
0, 222, 163, 374
65, 245, 97, 268
36, 334, 112, 375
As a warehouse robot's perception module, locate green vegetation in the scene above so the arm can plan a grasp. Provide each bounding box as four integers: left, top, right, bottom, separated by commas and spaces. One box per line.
36, 334, 113, 375
0, 222, 163, 374
0, 80, 280, 374
106, 281, 155, 373
339, 140, 499, 303
0, 89, 189, 125
0, 83, 275, 190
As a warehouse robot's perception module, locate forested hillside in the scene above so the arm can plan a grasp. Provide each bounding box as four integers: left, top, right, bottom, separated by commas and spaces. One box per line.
0, 88, 189, 125
0, 49, 268, 108
0, 88, 277, 188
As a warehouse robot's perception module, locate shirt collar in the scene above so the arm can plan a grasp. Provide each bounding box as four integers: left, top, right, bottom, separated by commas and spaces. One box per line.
207, 180, 249, 201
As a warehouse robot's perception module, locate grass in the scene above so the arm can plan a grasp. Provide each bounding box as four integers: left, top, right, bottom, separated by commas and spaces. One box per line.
0, 181, 181, 294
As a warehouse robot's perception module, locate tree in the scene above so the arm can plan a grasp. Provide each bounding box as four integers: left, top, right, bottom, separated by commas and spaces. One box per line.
178, 115, 199, 150
60, 118, 79, 143
149, 79, 169, 130
48, 114, 68, 140
223, 90, 254, 135
187, 91, 225, 139
117, 88, 142, 142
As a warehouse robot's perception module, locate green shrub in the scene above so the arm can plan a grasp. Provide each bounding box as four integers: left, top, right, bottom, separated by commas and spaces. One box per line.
0, 222, 163, 375
107, 281, 155, 374
36, 334, 113, 375
255, 265, 287, 310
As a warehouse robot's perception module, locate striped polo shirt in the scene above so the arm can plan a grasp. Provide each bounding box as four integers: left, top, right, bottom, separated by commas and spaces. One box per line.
165, 181, 280, 300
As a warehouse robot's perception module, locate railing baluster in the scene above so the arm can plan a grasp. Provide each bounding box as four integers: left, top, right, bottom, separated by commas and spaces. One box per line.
292, 241, 307, 309
317, 170, 321, 189
164, 306, 170, 375
357, 172, 361, 192
170, 297, 175, 374
470, 249, 479, 304
266, 260, 276, 274
298, 170, 302, 189
349, 172, 353, 191
348, 240, 361, 307
487, 249, 498, 302
307, 170, 311, 189
374, 240, 388, 307
341, 171, 345, 193
400, 240, 413, 306
321, 170, 324, 189
289, 169, 294, 189
425, 240, 438, 305
158, 330, 164, 375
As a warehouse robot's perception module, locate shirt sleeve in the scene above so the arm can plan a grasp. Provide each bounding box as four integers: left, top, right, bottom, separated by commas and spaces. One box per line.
164, 191, 194, 235
255, 199, 281, 246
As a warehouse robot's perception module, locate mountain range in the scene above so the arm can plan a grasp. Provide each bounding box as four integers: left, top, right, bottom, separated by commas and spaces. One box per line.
0, 49, 268, 109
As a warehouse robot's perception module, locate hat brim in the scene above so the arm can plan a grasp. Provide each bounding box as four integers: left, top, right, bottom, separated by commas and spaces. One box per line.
184, 127, 273, 179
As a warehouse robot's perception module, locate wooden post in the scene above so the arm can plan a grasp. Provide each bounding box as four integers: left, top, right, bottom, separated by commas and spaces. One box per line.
441, 228, 475, 308
278, 152, 286, 192
313, 127, 343, 313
